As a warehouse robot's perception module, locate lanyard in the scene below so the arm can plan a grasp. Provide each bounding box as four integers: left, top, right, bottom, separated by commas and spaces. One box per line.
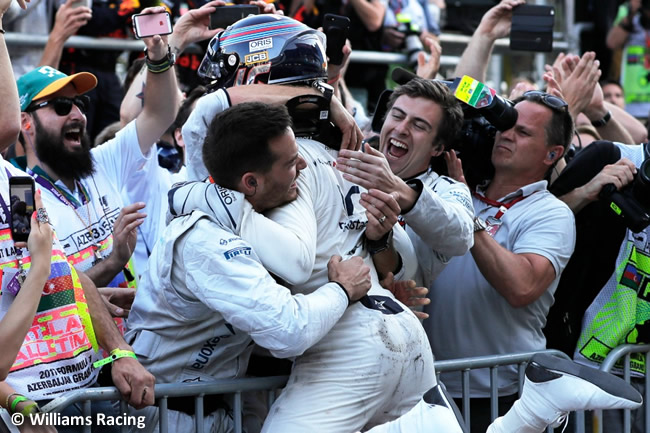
473, 190, 535, 237
26, 167, 89, 209
473, 192, 528, 221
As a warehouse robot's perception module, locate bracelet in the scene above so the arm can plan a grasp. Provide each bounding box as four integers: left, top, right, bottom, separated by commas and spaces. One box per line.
10, 395, 28, 414
144, 45, 176, 74
5, 392, 20, 410
93, 348, 137, 369
20, 402, 40, 416
619, 19, 634, 32
591, 110, 612, 127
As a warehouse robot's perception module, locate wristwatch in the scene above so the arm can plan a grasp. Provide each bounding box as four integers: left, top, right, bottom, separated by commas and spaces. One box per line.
591, 110, 612, 128
473, 216, 487, 233
312, 80, 334, 104
366, 229, 393, 255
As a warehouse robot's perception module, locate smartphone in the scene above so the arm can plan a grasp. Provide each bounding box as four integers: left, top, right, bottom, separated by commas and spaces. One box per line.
9, 177, 35, 243
132, 11, 173, 39
510, 5, 555, 52
323, 14, 350, 66
69, 0, 91, 9
209, 5, 259, 30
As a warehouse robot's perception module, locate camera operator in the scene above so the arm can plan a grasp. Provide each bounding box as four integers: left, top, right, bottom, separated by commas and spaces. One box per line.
440, 92, 576, 433
546, 140, 648, 433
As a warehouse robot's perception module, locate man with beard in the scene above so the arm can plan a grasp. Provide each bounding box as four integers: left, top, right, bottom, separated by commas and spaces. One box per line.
15, 6, 180, 292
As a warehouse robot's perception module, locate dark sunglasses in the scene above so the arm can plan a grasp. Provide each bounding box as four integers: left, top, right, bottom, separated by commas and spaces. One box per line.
26, 95, 90, 116
522, 91, 568, 112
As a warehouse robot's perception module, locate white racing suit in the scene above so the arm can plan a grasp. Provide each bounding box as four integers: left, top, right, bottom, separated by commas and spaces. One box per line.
125, 183, 351, 433
181, 90, 435, 432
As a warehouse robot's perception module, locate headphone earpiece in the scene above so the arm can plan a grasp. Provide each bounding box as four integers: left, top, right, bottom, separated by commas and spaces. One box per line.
548, 151, 556, 160
25, 122, 31, 131
248, 178, 257, 187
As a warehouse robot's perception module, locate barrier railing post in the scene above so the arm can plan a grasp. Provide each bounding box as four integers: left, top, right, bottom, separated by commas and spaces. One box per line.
158, 397, 168, 433
195, 395, 204, 433
83, 400, 91, 433
489, 366, 498, 423
461, 369, 470, 431
233, 392, 242, 433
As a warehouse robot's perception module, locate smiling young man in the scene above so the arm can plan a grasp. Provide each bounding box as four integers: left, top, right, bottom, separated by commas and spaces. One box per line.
337, 77, 474, 290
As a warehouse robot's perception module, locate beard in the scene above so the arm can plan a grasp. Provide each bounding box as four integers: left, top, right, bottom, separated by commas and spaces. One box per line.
33, 115, 95, 180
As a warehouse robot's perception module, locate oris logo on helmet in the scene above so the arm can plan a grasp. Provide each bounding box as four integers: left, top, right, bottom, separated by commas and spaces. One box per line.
244, 51, 269, 65
249, 37, 273, 52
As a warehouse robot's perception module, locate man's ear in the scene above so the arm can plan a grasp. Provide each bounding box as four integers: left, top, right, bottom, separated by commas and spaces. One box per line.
21, 112, 33, 133
241, 173, 259, 195
544, 145, 565, 166
174, 127, 184, 149
430, 142, 444, 158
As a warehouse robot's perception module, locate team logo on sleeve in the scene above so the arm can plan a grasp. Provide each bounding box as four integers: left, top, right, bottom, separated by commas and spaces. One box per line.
224, 247, 252, 260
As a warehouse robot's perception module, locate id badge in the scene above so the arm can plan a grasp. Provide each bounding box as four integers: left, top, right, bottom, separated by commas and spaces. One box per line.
485, 216, 502, 238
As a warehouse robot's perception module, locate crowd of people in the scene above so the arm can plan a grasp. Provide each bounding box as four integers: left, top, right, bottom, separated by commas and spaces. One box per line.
0, 0, 649, 432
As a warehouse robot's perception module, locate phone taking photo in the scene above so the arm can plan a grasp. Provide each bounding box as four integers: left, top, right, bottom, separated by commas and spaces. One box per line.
9, 177, 35, 243
209, 5, 259, 30
323, 14, 350, 66
510, 5, 555, 52
132, 11, 173, 39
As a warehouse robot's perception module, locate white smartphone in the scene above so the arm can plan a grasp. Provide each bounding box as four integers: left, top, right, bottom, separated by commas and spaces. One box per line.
69, 0, 92, 9
132, 11, 172, 39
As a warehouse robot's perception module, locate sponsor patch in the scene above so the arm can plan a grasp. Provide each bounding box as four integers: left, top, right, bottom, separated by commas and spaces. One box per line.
249, 37, 273, 52
244, 51, 269, 65
224, 246, 252, 260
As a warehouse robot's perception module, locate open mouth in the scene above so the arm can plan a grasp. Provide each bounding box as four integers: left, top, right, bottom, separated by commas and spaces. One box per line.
63, 127, 82, 146
387, 138, 408, 158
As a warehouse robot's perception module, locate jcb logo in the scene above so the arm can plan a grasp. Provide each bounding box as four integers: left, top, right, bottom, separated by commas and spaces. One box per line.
244, 51, 269, 65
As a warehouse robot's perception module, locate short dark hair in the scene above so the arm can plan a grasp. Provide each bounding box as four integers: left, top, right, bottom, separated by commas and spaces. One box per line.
203, 102, 293, 190
514, 93, 574, 153
386, 77, 464, 151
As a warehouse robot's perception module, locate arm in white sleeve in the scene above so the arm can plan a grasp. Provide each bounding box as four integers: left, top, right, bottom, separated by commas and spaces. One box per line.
390, 223, 418, 281
241, 184, 316, 285
182, 89, 231, 181
403, 177, 474, 259
240, 162, 318, 285
183, 225, 346, 358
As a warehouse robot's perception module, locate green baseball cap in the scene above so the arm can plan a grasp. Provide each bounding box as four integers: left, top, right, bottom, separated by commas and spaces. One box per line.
17, 66, 97, 112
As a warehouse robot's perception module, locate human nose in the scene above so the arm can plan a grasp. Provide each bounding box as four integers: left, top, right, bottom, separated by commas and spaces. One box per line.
297, 155, 307, 171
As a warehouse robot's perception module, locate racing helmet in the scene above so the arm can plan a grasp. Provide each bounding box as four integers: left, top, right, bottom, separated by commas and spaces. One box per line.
198, 14, 328, 88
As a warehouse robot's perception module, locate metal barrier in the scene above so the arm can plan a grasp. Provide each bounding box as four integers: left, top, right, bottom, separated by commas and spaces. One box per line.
434, 349, 573, 433
0, 350, 566, 433
589, 344, 650, 433
3, 347, 644, 433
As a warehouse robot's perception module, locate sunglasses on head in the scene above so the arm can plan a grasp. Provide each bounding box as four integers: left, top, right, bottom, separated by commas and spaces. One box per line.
27, 95, 90, 116
521, 91, 568, 112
